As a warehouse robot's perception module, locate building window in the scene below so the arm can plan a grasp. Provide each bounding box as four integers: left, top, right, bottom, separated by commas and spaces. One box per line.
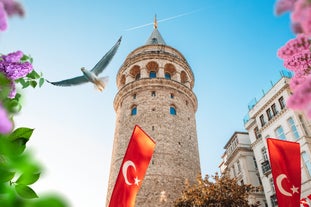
257, 174, 262, 186
131, 106, 137, 115
165, 73, 171, 79
266, 108, 273, 120
151, 37, 158, 44
287, 117, 300, 139
254, 127, 261, 139
133, 94, 136, 99
253, 156, 258, 169
151, 91, 156, 97
260, 114, 266, 127
269, 178, 275, 193
299, 115, 310, 136
262, 147, 268, 161
170, 93, 174, 99
149, 71, 156, 78
135, 73, 140, 80
302, 151, 311, 177
275, 126, 286, 140
278, 96, 285, 110
170, 106, 176, 115
232, 166, 236, 177
237, 160, 241, 173
271, 103, 278, 116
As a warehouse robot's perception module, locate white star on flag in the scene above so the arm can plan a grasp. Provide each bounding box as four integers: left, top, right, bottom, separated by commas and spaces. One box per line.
134, 177, 141, 186
291, 185, 299, 194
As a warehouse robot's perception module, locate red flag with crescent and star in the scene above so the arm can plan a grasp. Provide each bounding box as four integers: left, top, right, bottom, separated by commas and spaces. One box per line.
267, 138, 301, 207
108, 125, 156, 207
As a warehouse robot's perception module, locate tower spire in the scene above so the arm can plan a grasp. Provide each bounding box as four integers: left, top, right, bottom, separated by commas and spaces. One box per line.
154, 14, 158, 29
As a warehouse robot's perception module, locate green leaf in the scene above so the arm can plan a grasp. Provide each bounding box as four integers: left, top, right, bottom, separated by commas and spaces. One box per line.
0, 168, 15, 183
9, 128, 34, 142
30, 81, 37, 88
15, 184, 38, 199
0, 73, 10, 99
39, 78, 45, 87
16, 173, 40, 185
11, 138, 28, 155
26, 194, 68, 207
4, 99, 22, 113
27, 70, 40, 80
21, 54, 30, 62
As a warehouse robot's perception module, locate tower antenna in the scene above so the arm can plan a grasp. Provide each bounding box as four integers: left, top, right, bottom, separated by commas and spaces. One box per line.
154, 14, 158, 29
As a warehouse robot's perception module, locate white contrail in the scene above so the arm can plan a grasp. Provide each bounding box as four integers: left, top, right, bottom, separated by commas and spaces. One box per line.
125, 9, 203, 31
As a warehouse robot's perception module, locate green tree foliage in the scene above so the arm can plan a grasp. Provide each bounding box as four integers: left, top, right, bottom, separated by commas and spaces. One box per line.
174, 173, 261, 207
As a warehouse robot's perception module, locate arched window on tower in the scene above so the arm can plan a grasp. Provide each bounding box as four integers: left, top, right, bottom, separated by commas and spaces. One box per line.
146, 61, 159, 79
130, 65, 141, 81
152, 38, 158, 44
131, 105, 137, 116
165, 72, 171, 79
180, 71, 188, 84
120, 75, 126, 86
135, 73, 141, 80
164, 63, 176, 80
170, 105, 176, 115
149, 71, 156, 78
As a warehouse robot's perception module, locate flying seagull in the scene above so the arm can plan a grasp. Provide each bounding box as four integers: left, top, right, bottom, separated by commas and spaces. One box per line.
47, 36, 122, 91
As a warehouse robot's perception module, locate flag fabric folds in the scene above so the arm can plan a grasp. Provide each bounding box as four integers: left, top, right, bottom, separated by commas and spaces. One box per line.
109, 125, 156, 207
301, 198, 309, 207
267, 138, 301, 207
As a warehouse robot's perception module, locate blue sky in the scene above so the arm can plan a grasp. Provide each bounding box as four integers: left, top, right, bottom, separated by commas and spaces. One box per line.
1, 1, 295, 206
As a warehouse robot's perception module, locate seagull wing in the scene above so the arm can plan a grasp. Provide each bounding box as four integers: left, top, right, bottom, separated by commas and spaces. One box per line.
46, 75, 88, 87
91, 36, 122, 76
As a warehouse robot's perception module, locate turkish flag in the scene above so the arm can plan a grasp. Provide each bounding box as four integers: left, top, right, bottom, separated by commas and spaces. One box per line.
108, 125, 156, 207
267, 138, 301, 207
300, 198, 309, 207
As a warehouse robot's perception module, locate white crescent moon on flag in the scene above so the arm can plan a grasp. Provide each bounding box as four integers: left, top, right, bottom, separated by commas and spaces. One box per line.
122, 160, 137, 185
276, 174, 292, 196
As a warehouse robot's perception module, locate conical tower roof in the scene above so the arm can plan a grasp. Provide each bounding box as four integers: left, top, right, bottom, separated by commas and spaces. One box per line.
145, 16, 166, 45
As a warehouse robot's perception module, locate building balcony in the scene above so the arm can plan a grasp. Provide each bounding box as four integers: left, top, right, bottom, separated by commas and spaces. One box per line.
261, 160, 271, 176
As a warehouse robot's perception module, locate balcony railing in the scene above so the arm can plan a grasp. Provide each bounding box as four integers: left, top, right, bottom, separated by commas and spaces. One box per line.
261, 160, 271, 176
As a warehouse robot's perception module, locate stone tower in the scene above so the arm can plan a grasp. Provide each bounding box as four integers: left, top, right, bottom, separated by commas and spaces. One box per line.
107, 19, 201, 207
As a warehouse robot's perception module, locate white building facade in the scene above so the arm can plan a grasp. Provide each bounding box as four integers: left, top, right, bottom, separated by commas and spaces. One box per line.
220, 132, 266, 206
243, 72, 311, 207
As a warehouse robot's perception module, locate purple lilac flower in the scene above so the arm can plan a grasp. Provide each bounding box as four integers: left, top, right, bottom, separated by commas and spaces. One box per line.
0, 104, 12, 134
0, 51, 33, 98
0, 2, 7, 31
1, 50, 23, 62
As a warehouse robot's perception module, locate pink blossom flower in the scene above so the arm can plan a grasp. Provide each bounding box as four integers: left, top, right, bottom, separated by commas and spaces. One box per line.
0, 0, 24, 17
277, 34, 311, 60
284, 50, 311, 71
0, 104, 12, 134
0, 2, 7, 31
290, 73, 306, 90
291, 0, 311, 36
287, 74, 311, 108
291, 22, 304, 34
275, 0, 297, 15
